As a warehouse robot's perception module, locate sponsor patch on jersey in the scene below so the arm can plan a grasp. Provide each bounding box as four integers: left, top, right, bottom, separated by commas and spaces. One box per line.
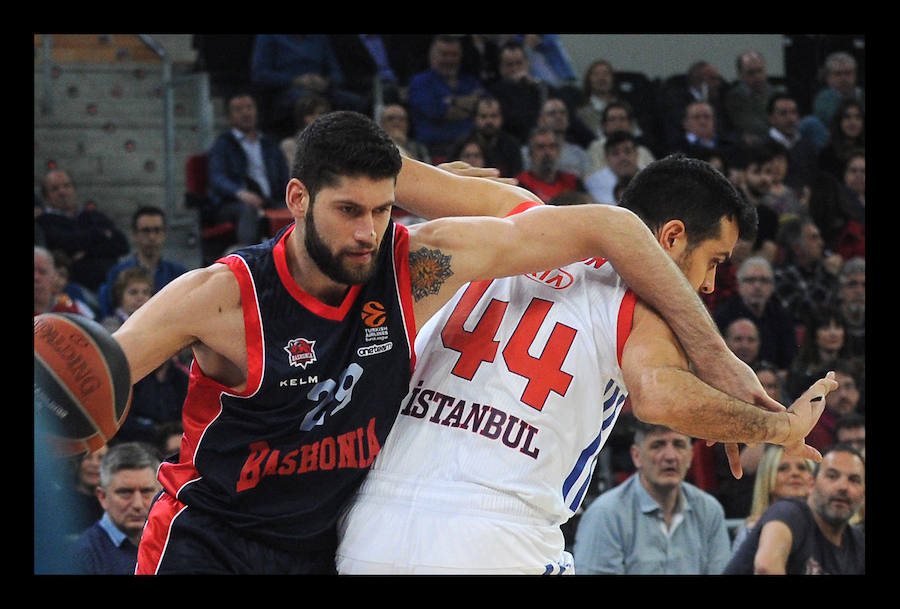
524, 268, 575, 290
357, 341, 393, 357
284, 337, 317, 369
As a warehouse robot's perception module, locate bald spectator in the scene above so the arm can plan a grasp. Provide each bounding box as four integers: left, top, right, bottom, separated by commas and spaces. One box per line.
724, 51, 785, 145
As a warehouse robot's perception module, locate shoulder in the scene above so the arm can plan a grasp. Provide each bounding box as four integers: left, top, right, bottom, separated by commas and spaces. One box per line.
683, 482, 726, 515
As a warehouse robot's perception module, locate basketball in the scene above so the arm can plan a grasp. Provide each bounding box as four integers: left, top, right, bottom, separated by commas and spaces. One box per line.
34, 313, 133, 457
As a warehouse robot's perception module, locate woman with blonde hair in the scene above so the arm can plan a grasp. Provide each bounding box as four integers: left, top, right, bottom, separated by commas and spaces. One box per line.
731, 444, 815, 552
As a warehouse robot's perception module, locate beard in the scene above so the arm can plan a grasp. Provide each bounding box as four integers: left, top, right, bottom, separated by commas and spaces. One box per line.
304, 208, 380, 286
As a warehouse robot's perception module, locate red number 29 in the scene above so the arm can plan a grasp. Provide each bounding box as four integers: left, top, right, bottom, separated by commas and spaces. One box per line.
440, 280, 576, 411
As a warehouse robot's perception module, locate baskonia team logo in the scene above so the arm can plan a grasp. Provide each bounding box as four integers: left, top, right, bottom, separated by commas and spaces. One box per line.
284, 337, 317, 369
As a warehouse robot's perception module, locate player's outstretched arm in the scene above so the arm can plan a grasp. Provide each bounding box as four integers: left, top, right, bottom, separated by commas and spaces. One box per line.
621, 303, 836, 454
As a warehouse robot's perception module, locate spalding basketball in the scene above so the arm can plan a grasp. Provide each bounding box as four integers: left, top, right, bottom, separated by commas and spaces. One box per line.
34, 313, 132, 457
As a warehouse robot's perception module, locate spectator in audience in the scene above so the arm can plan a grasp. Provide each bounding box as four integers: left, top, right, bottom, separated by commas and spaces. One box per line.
804, 360, 862, 453
723, 317, 762, 367
713, 256, 798, 373
765, 93, 819, 192
515, 126, 585, 203
813, 51, 865, 128
459, 35, 507, 88
773, 217, 842, 329
328, 34, 404, 110
378, 103, 431, 164
101, 266, 153, 334
785, 306, 853, 402
280, 93, 332, 169
407, 35, 485, 159
839, 149, 865, 230
459, 96, 522, 178
831, 257, 864, 358
516, 34, 578, 90
670, 100, 736, 161
585, 100, 656, 176
661, 60, 729, 151
60, 446, 108, 540
250, 34, 365, 128
72, 442, 161, 574
731, 143, 781, 262
207, 92, 291, 246
97, 206, 188, 319
35, 169, 129, 293
521, 97, 590, 178
489, 39, 546, 144
834, 413, 865, 458
724, 443, 864, 574
818, 98, 865, 181
758, 140, 808, 221
573, 421, 732, 574
724, 50, 785, 145
50, 249, 98, 318
34, 246, 91, 318
584, 131, 641, 204
452, 136, 487, 168
575, 59, 618, 138
117, 353, 189, 446
156, 421, 184, 460
730, 445, 816, 552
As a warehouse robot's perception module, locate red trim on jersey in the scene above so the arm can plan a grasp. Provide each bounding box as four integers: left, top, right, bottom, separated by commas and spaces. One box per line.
616, 289, 637, 367
272, 223, 362, 321
135, 491, 187, 575
218, 255, 265, 396
392, 222, 417, 373
506, 200, 543, 216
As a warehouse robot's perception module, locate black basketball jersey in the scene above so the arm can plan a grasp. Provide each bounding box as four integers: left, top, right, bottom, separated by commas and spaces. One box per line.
157, 221, 416, 552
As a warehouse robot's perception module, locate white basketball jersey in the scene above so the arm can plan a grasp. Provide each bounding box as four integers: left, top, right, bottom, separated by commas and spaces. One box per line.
337, 254, 636, 573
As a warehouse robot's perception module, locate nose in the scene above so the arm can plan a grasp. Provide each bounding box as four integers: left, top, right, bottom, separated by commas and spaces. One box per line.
354, 215, 377, 244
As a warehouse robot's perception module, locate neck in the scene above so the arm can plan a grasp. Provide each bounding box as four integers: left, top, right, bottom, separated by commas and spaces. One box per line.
136, 251, 160, 270
809, 499, 847, 546
641, 474, 681, 522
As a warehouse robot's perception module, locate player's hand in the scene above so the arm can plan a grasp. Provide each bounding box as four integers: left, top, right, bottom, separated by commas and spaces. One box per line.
780, 371, 839, 461
437, 160, 519, 185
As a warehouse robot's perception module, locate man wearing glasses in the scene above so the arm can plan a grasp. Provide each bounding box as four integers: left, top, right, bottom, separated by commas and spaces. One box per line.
98, 206, 188, 318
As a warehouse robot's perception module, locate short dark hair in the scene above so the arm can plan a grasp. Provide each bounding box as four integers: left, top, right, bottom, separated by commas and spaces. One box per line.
834, 412, 864, 434
291, 111, 402, 202
619, 153, 758, 248
813, 442, 865, 477
603, 130, 636, 153
766, 92, 796, 115
131, 205, 166, 230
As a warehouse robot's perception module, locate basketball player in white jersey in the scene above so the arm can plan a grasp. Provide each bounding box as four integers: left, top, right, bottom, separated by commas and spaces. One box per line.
336, 154, 837, 574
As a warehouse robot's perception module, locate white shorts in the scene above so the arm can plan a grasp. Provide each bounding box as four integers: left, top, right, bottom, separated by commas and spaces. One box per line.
336, 472, 574, 575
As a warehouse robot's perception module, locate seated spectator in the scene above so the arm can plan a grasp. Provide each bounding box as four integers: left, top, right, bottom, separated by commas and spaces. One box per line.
724, 443, 865, 574
804, 359, 863, 453
516, 34, 578, 90
51, 249, 98, 318
723, 317, 763, 367
584, 130, 641, 204
489, 39, 546, 144
660, 60, 730, 151
785, 306, 854, 402
59, 446, 108, 540
585, 100, 656, 176
407, 35, 486, 159
818, 98, 865, 181
457, 96, 522, 178
451, 136, 487, 168
713, 256, 797, 374
730, 445, 816, 552
812, 51, 865, 128
280, 93, 332, 169
521, 97, 590, 178
773, 217, 842, 329
830, 257, 864, 358
71, 442, 161, 574
378, 103, 431, 164
515, 126, 585, 203
759, 140, 808, 222
459, 35, 507, 88
101, 266, 153, 334
765, 93, 819, 193
98, 206, 188, 319
35, 169, 129, 292
207, 92, 290, 246
155, 421, 185, 460
668, 99, 738, 161
34, 246, 93, 319
328, 34, 405, 111
806, 157, 864, 262
250, 34, 366, 134
724, 50, 786, 145
573, 421, 732, 574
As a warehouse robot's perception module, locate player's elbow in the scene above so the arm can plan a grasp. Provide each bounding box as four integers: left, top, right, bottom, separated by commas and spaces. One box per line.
625, 368, 672, 425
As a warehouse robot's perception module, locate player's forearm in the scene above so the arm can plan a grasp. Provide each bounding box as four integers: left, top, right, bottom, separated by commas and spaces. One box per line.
629, 366, 791, 445
395, 156, 533, 220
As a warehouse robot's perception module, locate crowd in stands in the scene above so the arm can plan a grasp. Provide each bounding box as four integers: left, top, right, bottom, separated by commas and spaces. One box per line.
35, 34, 864, 575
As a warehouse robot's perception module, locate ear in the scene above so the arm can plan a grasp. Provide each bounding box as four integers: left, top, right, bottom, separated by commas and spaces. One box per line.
95, 485, 108, 511
285, 178, 309, 219
658, 219, 688, 256
630, 444, 641, 469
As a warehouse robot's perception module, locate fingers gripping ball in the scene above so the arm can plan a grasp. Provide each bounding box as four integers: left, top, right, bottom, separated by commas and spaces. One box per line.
34, 313, 132, 457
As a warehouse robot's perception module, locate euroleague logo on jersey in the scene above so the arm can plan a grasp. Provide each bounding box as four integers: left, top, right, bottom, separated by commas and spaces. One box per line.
361, 301, 387, 327
284, 337, 317, 369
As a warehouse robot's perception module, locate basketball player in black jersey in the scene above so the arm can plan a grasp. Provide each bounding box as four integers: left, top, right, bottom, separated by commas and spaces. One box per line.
112, 111, 821, 573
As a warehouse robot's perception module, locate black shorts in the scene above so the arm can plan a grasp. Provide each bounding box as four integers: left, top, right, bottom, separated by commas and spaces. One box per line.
136, 491, 337, 575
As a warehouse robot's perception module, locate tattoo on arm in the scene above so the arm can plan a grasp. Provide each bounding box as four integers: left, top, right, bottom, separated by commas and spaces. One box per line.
409, 247, 453, 301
